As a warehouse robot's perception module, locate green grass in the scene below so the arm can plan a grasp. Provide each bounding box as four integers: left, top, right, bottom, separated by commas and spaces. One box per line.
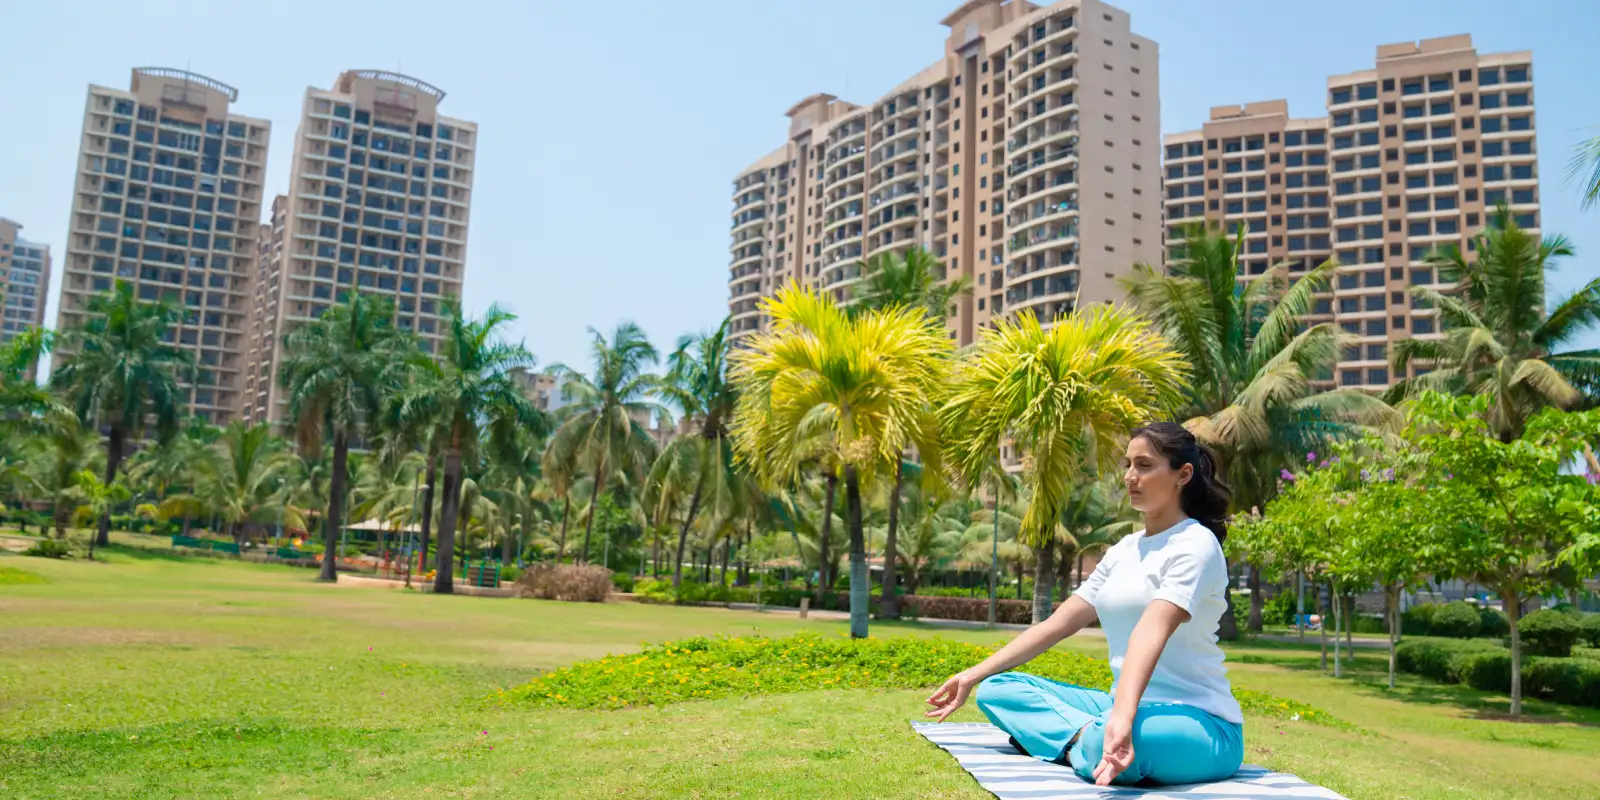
1, 552, 1598, 799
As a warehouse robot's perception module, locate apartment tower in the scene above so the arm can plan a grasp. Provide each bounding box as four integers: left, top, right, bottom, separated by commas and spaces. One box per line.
0, 217, 52, 347
1163, 35, 1538, 391
241, 71, 477, 427
729, 0, 1161, 346
57, 68, 270, 423
240, 196, 287, 423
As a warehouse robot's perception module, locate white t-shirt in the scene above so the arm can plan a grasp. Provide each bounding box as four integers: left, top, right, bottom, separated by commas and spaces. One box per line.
1074, 517, 1243, 724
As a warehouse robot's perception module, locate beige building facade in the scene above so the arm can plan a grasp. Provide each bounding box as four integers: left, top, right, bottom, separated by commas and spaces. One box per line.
0, 217, 52, 348
1163, 36, 1538, 391
241, 71, 476, 427
729, 0, 1161, 346
56, 68, 270, 423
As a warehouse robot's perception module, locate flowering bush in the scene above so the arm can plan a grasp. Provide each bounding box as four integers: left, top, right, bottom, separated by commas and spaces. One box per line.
497, 632, 1338, 725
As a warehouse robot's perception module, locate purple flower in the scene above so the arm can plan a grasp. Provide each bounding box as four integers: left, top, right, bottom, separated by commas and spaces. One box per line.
1306, 451, 1317, 463
1361, 469, 1371, 481
1320, 460, 1329, 469
1383, 468, 1395, 481
1280, 468, 1295, 481
1331, 456, 1341, 464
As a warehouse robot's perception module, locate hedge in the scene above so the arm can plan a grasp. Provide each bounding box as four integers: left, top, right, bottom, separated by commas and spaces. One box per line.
633, 578, 1063, 623
1581, 614, 1600, 649
1395, 637, 1600, 708
1519, 609, 1581, 657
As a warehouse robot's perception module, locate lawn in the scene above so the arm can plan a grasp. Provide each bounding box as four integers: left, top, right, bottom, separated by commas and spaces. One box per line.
2, 551, 1598, 799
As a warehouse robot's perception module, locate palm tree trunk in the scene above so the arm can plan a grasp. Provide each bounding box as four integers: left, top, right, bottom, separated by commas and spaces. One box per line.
719, 537, 729, 586
1217, 563, 1240, 641
433, 447, 463, 594
96, 425, 125, 547
650, 527, 660, 578
580, 456, 606, 565
555, 498, 569, 563
1031, 537, 1055, 624
672, 482, 704, 590
844, 465, 868, 639
1248, 565, 1264, 632
1054, 541, 1073, 599
1076, 553, 1085, 590
1015, 559, 1024, 600
817, 472, 836, 602
879, 457, 904, 620
418, 456, 437, 575
318, 428, 349, 582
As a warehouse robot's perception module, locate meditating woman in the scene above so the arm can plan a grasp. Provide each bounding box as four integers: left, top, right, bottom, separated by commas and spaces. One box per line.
925, 422, 1243, 787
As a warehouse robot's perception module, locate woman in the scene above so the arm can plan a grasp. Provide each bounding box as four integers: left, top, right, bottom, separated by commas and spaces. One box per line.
925, 422, 1243, 787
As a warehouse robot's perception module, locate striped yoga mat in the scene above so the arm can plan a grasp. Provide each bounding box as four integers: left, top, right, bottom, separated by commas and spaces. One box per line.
912, 722, 1349, 799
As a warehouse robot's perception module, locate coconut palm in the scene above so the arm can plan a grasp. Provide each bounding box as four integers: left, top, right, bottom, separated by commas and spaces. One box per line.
849, 246, 967, 618
898, 495, 969, 596
545, 323, 662, 566
1058, 474, 1138, 592
1571, 133, 1600, 211
69, 469, 130, 559
51, 280, 192, 546
731, 283, 952, 638
942, 305, 1189, 623
280, 293, 414, 581
184, 421, 300, 543
1390, 208, 1599, 441
1123, 226, 1399, 517
395, 303, 545, 593
0, 328, 71, 437
350, 450, 427, 569
653, 319, 743, 589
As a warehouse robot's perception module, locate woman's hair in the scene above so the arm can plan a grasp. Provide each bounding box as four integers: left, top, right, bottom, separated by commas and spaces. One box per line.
1129, 422, 1232, 542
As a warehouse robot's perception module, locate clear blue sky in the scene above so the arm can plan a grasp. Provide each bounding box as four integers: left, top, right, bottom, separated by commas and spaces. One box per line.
2, 0, 1595, 372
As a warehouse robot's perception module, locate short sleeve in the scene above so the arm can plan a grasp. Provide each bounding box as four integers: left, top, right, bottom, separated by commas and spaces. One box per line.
1072, 545, 1117, 607
1152, 535, 1227, 615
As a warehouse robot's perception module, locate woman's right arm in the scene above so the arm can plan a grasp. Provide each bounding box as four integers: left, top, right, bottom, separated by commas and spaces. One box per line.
924, 595, 1099, 721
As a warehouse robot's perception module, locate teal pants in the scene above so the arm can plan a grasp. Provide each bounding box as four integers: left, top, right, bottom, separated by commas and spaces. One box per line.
975, 673, 1243, 786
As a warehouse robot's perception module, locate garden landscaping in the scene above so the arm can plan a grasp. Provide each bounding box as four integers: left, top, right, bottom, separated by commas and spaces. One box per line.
3, 553, 1600, 798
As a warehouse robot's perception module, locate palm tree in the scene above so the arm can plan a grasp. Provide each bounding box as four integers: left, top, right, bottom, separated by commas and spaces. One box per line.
1570, 132, 1600, 211
1058, 475, 1138, 593
0, 328, 71, 438
396, 303, 545, 593
281, 293, 414, 581
1123, 227, 1398, 517
545, 323, 662, 567
897, 495, 968, 596
51, 280, 192, 546
1390, 208, 1599, 441
942, 305, 1189, 623
196, 422, 300, 544
850, 246, 967, 619
655, 319, 742, 589
69, 469, 129, 559
731, 284, 952, 638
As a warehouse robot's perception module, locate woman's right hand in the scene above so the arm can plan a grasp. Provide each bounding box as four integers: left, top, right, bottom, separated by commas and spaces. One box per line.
925, 670, 984, 722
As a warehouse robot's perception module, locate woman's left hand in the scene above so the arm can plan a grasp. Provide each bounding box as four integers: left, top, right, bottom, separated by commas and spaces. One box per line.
1092, 714, 1134, 786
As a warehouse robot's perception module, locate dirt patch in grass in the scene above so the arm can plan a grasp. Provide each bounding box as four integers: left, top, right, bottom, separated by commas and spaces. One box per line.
0, 626, 219, 651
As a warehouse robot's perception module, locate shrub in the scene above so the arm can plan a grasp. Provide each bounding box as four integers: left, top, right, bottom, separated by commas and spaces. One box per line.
902, 595, 1058, 625
497, 632, 1339, 725
610, 572, 635, 593
498, 565, 522, 583
1456, 650, 1515, 693
1575, 613, 1600, 649
1478, 606, 1509, 638
513, 564, 613, 603
1396, 637, 1504, 684
1518, 609, 1581, 658
22, 539, 74, 559
1430, 602, 1483, 639
1523, 658, 1600, 708
1262, 590, 1298, 626
1402, 603, 1440, 636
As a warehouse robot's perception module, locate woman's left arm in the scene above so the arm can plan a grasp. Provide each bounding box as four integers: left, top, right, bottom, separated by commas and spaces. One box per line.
1091, 600, 1189, 786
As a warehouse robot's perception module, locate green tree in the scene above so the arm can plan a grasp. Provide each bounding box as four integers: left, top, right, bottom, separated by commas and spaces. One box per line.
52, 280, 192, 546
731, 284, 952, 638
193, 422, 301, 544
281, 293, 414, 581
1390, 209, 1599, 440
396, 303, 545, 593
69, 469, 129, 559
1406, 393, 1600, 715
849, 246, 966, 619
942, 305, 1188, 623
0, 328, 71, 438
654, 319, 742, 590
545, 323, 662, 566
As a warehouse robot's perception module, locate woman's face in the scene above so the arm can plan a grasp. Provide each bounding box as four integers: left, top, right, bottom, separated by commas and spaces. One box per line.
1122, 435, 1192, 514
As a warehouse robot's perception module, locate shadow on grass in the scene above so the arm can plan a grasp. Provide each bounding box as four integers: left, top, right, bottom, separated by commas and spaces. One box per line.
1226, 636, 1600, 728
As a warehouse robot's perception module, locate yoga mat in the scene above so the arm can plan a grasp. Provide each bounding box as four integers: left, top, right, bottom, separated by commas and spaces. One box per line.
912, 722, 1349, 799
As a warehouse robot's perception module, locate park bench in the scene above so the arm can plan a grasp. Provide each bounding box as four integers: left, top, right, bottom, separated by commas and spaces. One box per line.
464, 563, 501, 588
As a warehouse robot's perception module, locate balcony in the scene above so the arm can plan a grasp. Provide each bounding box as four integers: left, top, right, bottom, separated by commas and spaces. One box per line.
1008, 118, 1078, 153
1007, 144, 1078, 180
731, 210, 766, 231
1008, 223, 1078, 260
1005, 272, 1080, 307
870, 180, 919, 207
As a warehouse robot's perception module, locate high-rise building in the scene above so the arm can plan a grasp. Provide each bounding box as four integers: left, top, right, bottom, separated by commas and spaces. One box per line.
243, 70, 477, 427
0, 217, 51, 347
57, 68, 270, 423
1163, 35, 1538, 391
729, 0, 1161, 346
240, 196, 286, 424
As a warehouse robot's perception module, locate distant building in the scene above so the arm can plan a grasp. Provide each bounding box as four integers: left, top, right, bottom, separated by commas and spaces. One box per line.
0, 217, 51, 350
